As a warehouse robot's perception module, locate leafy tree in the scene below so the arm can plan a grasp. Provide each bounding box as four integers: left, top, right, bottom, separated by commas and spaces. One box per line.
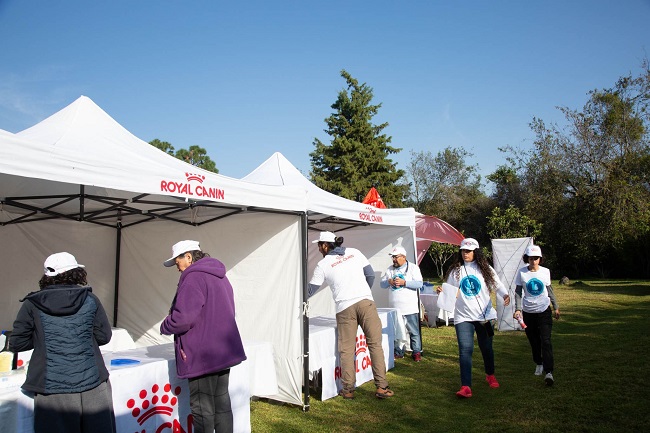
486, 163, 525, 209
511, 61, 650, 277
486, 205, 542, 240
149, 140, 219, 174
150, 138, 175, 155
426, 242, 458, 280
175, 145, 218, 173
406, 146, 489, 238
310, 70, 408, 207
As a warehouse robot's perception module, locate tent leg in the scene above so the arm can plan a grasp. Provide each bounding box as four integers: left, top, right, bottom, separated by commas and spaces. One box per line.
301, 212, 310, 412
112, 219, 122, 327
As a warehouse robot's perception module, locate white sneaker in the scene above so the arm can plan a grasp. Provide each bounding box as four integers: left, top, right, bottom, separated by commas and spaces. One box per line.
535, 365, 544, 376
545, 372, 554, 386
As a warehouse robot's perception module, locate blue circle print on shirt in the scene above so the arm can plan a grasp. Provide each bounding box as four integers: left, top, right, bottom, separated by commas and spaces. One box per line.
460, 275, 482, 297
392, 273, 406, 291
526, 278, 545, 296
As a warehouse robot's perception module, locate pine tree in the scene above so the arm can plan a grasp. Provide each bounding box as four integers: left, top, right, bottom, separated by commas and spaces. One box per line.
310, 70, 408, 207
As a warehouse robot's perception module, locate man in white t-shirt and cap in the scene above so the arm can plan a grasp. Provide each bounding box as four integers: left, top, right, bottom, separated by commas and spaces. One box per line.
380, 246, 424, 362
308, 231, 394, 400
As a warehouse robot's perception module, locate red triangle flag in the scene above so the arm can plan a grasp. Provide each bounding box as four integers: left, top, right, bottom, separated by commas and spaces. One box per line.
361, 187, 387, 208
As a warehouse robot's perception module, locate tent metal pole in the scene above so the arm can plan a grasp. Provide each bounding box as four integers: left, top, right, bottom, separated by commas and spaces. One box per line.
79, 185, 85, 221
301, 212, 310, 411
113, 215, 122, 327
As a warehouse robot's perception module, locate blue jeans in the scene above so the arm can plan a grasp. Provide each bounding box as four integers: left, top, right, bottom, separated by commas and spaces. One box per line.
454, 320, 495, 387
394, 313, 422, 356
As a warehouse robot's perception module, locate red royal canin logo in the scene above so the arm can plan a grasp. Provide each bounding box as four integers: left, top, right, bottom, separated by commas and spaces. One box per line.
185, 172, 205, 183
126, 383, 191, 431
355, 334, 372, 372
359, 207, 383, 223
334, 334, 372, 380
160, 172, 225, 200
355, 334, 368, 357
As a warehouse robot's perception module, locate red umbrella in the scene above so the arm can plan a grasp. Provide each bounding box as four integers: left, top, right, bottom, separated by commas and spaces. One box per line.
415, 215, 464, 264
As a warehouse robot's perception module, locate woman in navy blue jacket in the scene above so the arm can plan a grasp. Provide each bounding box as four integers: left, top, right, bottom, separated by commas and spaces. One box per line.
9, 252, 115, 433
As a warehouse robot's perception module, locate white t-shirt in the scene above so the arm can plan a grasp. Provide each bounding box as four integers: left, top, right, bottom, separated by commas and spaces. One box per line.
445, 260, 508, 325
382, 261, 423, 315
515, 266, 552, 313
309, 247, 374, 313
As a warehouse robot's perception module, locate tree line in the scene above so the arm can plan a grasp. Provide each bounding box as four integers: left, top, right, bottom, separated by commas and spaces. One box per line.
149, 63, 650, 279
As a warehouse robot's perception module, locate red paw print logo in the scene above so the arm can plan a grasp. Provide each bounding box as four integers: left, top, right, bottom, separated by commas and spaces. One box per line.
126, 383, 181, 426
185, 172, 205, 183
355, 334, 368, 356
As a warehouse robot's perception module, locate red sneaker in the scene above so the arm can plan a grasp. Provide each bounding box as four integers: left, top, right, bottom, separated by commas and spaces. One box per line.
485, 374, 500, 388
456, 386, 472, 398
413, 352, 422, 362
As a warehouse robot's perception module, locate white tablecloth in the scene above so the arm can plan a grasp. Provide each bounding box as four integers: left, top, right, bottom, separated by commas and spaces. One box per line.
308, 308, 399, 400
0, 340, 277, 433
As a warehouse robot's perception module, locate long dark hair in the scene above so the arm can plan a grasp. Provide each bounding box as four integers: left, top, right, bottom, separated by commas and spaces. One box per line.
39, 267, 88, 289
444, 248, 498, 293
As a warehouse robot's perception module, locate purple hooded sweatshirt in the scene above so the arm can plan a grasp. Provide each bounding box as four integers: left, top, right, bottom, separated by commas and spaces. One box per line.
160, 257, 246, 379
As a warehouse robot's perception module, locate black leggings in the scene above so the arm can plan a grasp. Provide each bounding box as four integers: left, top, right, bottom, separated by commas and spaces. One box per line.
188, 369, 232, 433
523, 307, 554, 373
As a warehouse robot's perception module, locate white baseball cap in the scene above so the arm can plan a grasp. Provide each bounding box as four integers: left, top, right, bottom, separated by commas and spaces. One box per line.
44, 252, 85, 276
524, 244, 543, 257
389, 246, 407, 257
164, 240, 201, 267
459, 238, 479, 251
312, 231, 337, 244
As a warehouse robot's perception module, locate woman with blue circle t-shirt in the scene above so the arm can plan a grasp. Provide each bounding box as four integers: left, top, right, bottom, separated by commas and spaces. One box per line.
441, 238, 511, 398
514, 244, 560, 386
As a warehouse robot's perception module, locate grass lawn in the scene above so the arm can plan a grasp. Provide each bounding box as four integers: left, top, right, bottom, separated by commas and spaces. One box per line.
249, 280, 650, 433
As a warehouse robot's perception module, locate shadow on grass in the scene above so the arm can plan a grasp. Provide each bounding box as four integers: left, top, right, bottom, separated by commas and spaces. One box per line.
562, 280, 650, 297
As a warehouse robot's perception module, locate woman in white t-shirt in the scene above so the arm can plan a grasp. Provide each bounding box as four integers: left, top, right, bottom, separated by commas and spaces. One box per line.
441, 238, 510, 398
514, 244, 560, 386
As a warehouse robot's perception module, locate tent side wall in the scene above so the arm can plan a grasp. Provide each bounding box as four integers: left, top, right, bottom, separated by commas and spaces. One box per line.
117, 213, 304, 405
0, 219, 117, 331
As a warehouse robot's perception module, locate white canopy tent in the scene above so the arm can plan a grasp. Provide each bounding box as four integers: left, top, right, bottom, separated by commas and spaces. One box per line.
241, 152, 418, 316
0, 97, 310, 407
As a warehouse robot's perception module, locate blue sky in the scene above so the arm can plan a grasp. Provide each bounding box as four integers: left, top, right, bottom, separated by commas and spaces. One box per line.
1, 1, 649, 190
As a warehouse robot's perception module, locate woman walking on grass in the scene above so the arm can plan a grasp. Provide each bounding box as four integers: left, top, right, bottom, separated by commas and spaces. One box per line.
441, 238, 510, 398
513, 244, 560, 386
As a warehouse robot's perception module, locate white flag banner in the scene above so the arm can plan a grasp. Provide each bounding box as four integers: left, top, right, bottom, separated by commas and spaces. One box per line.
491, 237, 532, 332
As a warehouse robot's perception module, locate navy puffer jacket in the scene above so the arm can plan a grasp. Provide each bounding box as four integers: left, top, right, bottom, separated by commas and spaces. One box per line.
9, 285, 112, 394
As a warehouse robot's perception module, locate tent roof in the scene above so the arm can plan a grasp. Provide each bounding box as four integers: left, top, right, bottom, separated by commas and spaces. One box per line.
1, 97, 306, 228
242, 152, 416, 230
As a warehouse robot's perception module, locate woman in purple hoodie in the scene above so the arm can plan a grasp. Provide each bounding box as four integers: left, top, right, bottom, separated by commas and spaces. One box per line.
160, 240, 246, 433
